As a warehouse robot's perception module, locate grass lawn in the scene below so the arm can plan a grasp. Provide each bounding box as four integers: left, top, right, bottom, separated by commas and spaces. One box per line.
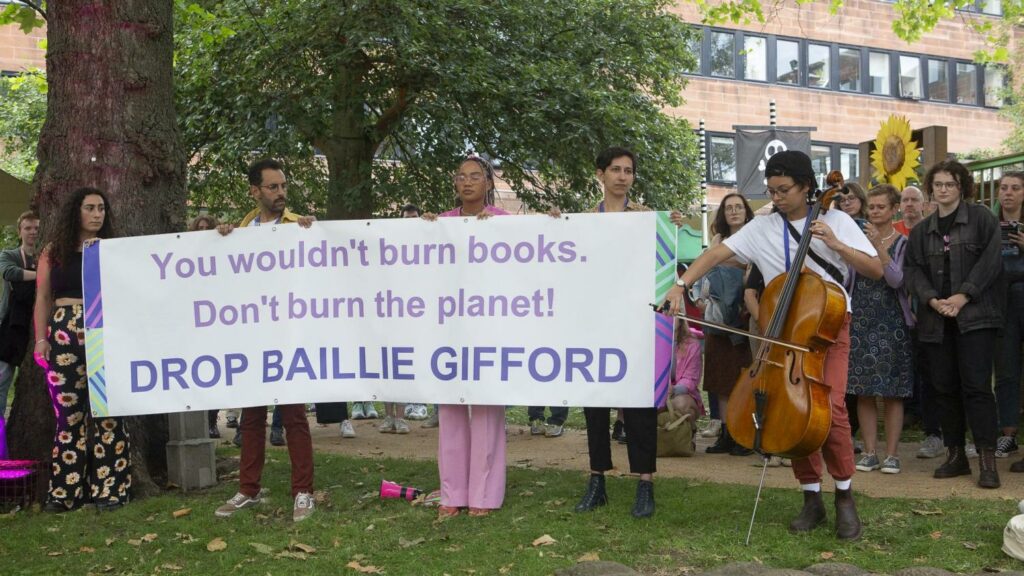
0, 448, 1019, 575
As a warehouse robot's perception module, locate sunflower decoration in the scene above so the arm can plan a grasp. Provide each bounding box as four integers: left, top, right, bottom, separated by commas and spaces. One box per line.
870, 115, 920, 190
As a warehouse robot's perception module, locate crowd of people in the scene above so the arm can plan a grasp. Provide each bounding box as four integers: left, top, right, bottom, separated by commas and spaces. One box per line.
1, 147, 1022, 542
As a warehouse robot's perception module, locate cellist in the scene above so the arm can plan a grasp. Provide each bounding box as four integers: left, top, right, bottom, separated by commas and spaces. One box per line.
665, 151, 882, 540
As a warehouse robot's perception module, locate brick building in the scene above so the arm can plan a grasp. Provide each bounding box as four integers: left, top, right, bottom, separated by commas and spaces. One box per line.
667, 0, 1018, 208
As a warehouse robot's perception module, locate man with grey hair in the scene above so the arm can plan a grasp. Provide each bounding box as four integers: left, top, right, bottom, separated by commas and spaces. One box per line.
894, 185, 926, 236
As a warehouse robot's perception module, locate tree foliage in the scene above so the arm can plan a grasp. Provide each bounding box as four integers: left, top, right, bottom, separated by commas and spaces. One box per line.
175, 0, 701, 221
0, 70, 46, 181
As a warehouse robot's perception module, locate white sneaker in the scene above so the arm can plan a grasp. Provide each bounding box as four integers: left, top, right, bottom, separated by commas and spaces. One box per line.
966, 443, 978, 458
405, 404, 429, 420
363, 402, 379, 419
351, 403, 366, 420
215, 491, 260, 518
394, 419, 410, 434
293, 492, 315, 522
917, 435, 943, 459
340, 419, 356, 438
701, 419, 722, 438
378, 415, 396, 433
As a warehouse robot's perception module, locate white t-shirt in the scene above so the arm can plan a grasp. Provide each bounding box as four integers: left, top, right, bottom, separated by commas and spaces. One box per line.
723, 209, 877, 312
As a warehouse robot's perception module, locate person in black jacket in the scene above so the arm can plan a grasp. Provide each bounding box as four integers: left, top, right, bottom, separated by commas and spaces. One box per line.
904, 159, 1003, 489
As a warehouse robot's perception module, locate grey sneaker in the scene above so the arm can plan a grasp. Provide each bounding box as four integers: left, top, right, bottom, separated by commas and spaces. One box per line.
269, 427, 285, 446
530, 419, 544, 435
393, 418, 410, 434
701, 419, 722, 438
363, 403, 379, 419
545, 423, 564, 438
405, 404, 428, 420
996, 435, 1019, 458
215, 492, 261, 518
880, 455, 902, 474
421, 412, 439, 428
855, 453, 880, 472
378, 415, 396, 433
966, 443, 978, 458
351, 403, 366, 420
340, 419, 356, 438
293, 492, 315, 522
917, 435, 943, 459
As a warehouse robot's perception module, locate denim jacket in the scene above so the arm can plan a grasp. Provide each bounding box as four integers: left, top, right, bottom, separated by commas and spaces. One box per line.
904, 201, 1003, 343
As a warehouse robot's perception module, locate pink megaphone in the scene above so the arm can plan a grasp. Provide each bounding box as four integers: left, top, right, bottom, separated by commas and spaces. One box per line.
380, 479, 422, 501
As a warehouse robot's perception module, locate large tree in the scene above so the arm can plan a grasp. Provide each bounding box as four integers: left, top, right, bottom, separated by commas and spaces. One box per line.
3, 0, 186, 499
176, 0, 701, 220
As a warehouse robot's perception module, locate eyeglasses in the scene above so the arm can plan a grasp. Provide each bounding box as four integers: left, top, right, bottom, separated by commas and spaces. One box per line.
723, 205, 746, 213
839, 194, 859, 204
932, 181, 960, 190
455, 174, 486, 184
259, 182, 288, 192
765, 185, 795, 198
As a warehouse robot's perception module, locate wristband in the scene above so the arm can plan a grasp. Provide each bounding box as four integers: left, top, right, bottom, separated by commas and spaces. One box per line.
35, 338, 46, 344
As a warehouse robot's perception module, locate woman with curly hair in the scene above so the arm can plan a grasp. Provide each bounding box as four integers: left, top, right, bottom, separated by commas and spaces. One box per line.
34, 187, 131, 512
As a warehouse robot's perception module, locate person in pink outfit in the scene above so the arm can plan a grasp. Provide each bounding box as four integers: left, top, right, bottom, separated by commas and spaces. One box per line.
668, 321, 704, 421
426, 156, 510, 518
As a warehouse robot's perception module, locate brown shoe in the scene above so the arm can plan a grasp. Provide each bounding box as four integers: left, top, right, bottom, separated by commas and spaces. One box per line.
978, 447, 1001, 489
834, 488, 862, 540
933, 446, 971, 478
789, 490, 826, 533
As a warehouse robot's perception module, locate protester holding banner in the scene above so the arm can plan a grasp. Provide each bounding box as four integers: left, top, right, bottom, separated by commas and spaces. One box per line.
426, 155, 511, 518
214, 158, 319, 522
668, 150, 881, 540
576, 146, 660, 519
699, 193, 755, 457
34, 188, 131, 512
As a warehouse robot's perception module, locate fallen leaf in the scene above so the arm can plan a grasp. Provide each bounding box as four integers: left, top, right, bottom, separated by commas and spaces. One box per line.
963, 542, 979, 550
276, 551, 308, 560
250, 542, 274, 555
141, 533, 158, 543
171, 508, 192, 519
399, 537, 425, 549
499, 564, 514, 574
160, 564, 183, 571
127, 539, 142, 547
930, 531, 942, 540
532, 534, 557, 547
175, 533, 196, 544
518, 490, 535, 497
290, 541, 316, 554
820, 552, 834, 560
912, 509, 944, 516
346, 560, 384, 573
206, 538, 227, 552
79, 546, 95, 553
104, 538, 116, 547
365, 523, 375, 532
47, 551, 63, 557
578, 552, 600, 562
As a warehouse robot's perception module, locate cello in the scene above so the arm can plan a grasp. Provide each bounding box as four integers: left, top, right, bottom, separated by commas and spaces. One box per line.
724, 169, 848, 460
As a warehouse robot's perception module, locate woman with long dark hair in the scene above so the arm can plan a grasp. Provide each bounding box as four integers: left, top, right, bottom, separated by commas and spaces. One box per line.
34, 187, 131, 512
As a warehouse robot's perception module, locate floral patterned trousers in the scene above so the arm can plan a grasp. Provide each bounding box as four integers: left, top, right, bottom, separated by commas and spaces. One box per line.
46, 304, 131, 509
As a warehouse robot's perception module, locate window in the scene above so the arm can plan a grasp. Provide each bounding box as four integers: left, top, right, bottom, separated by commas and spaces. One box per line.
808, 44, 831, 88
928, 59, 948, 101
979, 0, 1001, 14
869, 52, 890, 95
710, 136, 737, 182
899, 55, 921, 99
743, 36, 767, 81
776, 40, 800, 85
985, 66, 1005, 107
685, 29, 702, 74
710, 32, 735, 78
840, 147, 859, 181
811, 145, 832, 188
838, 48, 861, 92
956, 63, 978, 105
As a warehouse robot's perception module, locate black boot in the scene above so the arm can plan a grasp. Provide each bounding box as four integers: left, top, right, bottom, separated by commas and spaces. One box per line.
978, 447, 1001, 489
788, 490, 826, 533
631, 480, 655, 519
834, 488, 862, 540
611, 420, 626, 442
933, 445, 971, 478
706, 424, 736, 454
574, 474, 608, 512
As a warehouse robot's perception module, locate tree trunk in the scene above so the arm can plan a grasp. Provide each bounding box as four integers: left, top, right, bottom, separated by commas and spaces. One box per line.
9, 0, 185, 500
324, 139, 376, 220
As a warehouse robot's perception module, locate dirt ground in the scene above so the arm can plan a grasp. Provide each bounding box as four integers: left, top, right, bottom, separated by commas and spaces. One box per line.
219, 416, 1024, 502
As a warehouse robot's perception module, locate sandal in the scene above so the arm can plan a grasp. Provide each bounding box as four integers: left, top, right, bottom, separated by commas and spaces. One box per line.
437, 505, 460, 518
468, 508, 490, 517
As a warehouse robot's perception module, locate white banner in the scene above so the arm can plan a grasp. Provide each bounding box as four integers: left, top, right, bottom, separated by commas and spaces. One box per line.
83, 213, 678, 416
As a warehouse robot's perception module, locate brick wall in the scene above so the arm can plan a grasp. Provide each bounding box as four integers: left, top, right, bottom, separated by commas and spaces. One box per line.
0, 22, 45, 73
